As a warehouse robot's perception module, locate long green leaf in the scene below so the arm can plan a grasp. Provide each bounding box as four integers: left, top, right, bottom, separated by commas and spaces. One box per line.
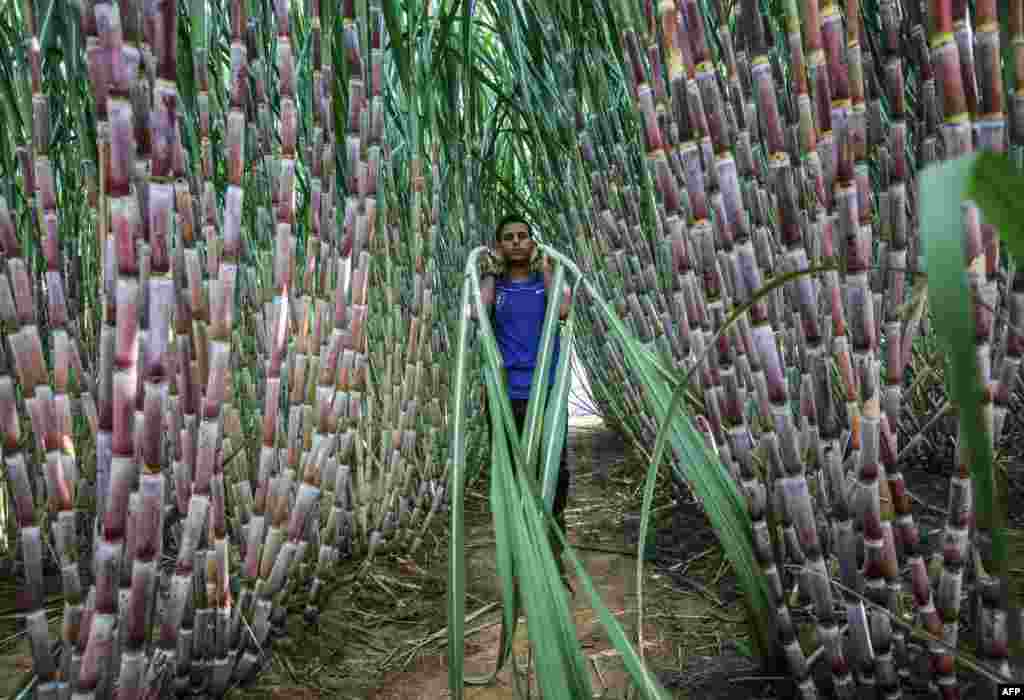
629, 265, 841, 669
447, 249, 479, 700
541, 307, 575, 513
542, 244, 775, 664
924, 153, 1013, 581
381, 0, 410, 93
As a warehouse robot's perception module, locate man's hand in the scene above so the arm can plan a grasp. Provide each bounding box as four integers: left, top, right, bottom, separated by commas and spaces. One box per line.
470, 251, 499, 322
479, 248, 506, 279
470, 274, 496, 321
529, 247, 544, 274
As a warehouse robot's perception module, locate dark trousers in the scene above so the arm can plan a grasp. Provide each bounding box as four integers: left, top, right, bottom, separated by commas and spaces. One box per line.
489, 397, 571, 534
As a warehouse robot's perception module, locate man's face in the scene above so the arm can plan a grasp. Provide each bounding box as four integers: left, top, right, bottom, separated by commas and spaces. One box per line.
497, 221, 534, 263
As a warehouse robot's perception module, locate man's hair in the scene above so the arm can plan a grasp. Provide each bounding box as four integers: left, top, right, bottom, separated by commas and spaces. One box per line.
494, 212, 531, 243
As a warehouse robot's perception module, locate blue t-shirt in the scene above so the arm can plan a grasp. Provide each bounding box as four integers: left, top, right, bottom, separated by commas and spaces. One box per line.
493, 273, 560, 400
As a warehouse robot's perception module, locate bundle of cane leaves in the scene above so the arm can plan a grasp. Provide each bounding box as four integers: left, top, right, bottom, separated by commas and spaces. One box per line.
451, 243, 768, 699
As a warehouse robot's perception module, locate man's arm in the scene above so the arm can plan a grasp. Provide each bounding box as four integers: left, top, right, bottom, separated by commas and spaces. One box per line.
476, 275, 496, 319
472, 274, 496, 411
558, 284, 571, 320
469, 251, 499, 321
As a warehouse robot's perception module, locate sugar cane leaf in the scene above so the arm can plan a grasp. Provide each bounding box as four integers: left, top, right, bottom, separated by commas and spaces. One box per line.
381, 0, 409, 93
461, 0, 477, 140
38, 0, 56, 52
447, 259, 476, 700
921, 155, 1004, 570
968, 150, 1024, 265
478, 371, 521, 678
545, 244, 777, 655
629, 263, 837, 672
540, 305, 575, 513
965, 151, 1018, 579
521, 264, 565, 473
592, 279, 774, 666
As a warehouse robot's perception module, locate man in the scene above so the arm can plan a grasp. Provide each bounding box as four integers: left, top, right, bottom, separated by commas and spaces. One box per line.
476, 213, 574, 592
